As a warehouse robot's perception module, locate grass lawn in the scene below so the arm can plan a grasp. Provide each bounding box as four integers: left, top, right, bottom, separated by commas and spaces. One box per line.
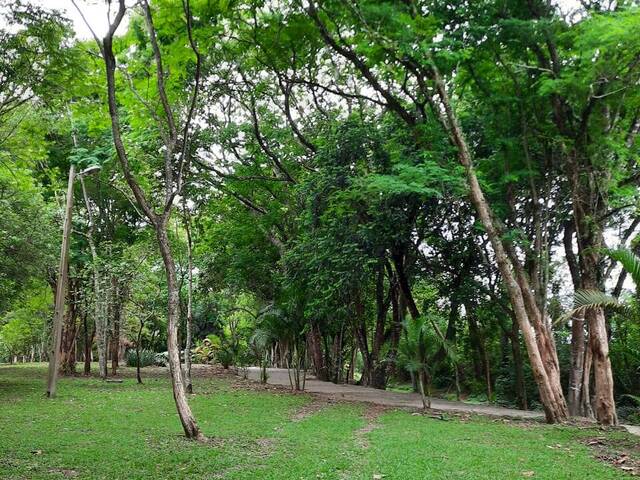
0, 363, 636, 479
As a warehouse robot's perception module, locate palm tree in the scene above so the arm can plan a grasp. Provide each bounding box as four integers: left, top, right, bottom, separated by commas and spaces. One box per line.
397, 314, 456, 409
249, 306, 280, 384
250, 304, 307, 390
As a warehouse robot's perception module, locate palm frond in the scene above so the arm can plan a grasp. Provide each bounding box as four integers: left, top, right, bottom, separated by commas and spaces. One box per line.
620, 394, 640, 406
554, 289, 623, 326
606, 247, 640, 287
249, 328, 276, 350
429, 330, 458, 365
574, 289, 622, 310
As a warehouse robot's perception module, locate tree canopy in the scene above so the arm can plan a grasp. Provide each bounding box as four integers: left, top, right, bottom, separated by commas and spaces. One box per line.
2, 0, 640, 436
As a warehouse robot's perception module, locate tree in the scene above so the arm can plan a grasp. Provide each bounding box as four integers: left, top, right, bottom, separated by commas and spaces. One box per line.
0, 1, 72, 136
73, 0, 206, 440
0, 164, 57, 314
0, 284, 52, 363
273, 0, 569, 422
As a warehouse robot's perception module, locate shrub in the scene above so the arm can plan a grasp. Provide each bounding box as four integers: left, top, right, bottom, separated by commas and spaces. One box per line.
216, 348, 234, 369
618, 394, 640, 425
125, 349, 156, 368
154, 352, 169, 367
193, 338, 215, 364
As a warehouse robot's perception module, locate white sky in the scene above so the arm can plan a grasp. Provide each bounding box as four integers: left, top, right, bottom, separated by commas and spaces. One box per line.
27, 0, 132, 40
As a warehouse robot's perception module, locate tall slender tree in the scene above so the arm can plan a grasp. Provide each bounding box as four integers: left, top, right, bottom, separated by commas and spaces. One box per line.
73, 0, 204, 439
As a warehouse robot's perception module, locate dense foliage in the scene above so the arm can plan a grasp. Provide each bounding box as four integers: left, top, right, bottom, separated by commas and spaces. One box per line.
1, 0, 640, 429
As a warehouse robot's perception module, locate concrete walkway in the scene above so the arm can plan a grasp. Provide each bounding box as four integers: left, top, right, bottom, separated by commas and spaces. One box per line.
244, 367, 640, 436
245, 367, 542, 419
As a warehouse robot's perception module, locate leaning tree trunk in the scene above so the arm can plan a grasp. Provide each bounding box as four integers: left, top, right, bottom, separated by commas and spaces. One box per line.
431, 66, 568, 423
418, 369, 431, 409
156, 224, 202, 440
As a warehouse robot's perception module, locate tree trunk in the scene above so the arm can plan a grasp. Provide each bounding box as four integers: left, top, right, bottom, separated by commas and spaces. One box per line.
431, 68, 568, 423
308, 322, 328, 381
184, 215, 194, 394
111, 277, 121, 376
83, 311, 93, 375
156, 224, 203, 440
581, 342, 595, 418
60, 281, 78, 376
586, 308, 617, 425
391, 252, 420, 320
468, 309, 491, 400
354, 325, 371, 386
100, 4, 203, 439
509, 319, 528, 410
136, 318, 144, 385
96, 280, 108, 380
575, 225, 617, 424
368, 262, 390, 390
563, 221, 589, 416
418, 369, 431, 409
80, 178, 107, 380
347, 344, 356, 384
568, 313, 587, 416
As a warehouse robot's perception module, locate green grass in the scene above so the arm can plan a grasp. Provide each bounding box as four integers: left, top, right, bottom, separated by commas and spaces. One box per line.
0, 364, 634, 479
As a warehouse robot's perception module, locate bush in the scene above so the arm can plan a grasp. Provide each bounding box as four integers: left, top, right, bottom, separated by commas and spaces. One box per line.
152, 351, 187, 367
193, 338, 215, 364
125, 349, 156, 368
154, 352, 169, 367
216, 348, 234, 369
618, 395, 640, 425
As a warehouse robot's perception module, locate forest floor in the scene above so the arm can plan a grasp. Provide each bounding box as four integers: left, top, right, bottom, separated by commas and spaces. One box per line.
1, 363, 639, 479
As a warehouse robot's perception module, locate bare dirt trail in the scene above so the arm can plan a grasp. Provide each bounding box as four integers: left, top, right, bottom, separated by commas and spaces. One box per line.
243, 367, 640, 436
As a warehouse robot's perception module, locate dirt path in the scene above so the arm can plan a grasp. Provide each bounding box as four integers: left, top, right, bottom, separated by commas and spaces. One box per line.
244, 367, 640, 436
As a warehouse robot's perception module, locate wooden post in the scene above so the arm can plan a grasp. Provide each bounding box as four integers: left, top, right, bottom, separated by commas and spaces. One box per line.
47, 163, 76, 398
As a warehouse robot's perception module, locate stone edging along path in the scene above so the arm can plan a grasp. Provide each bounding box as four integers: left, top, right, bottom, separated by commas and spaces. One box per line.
241, 367, 640, 437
